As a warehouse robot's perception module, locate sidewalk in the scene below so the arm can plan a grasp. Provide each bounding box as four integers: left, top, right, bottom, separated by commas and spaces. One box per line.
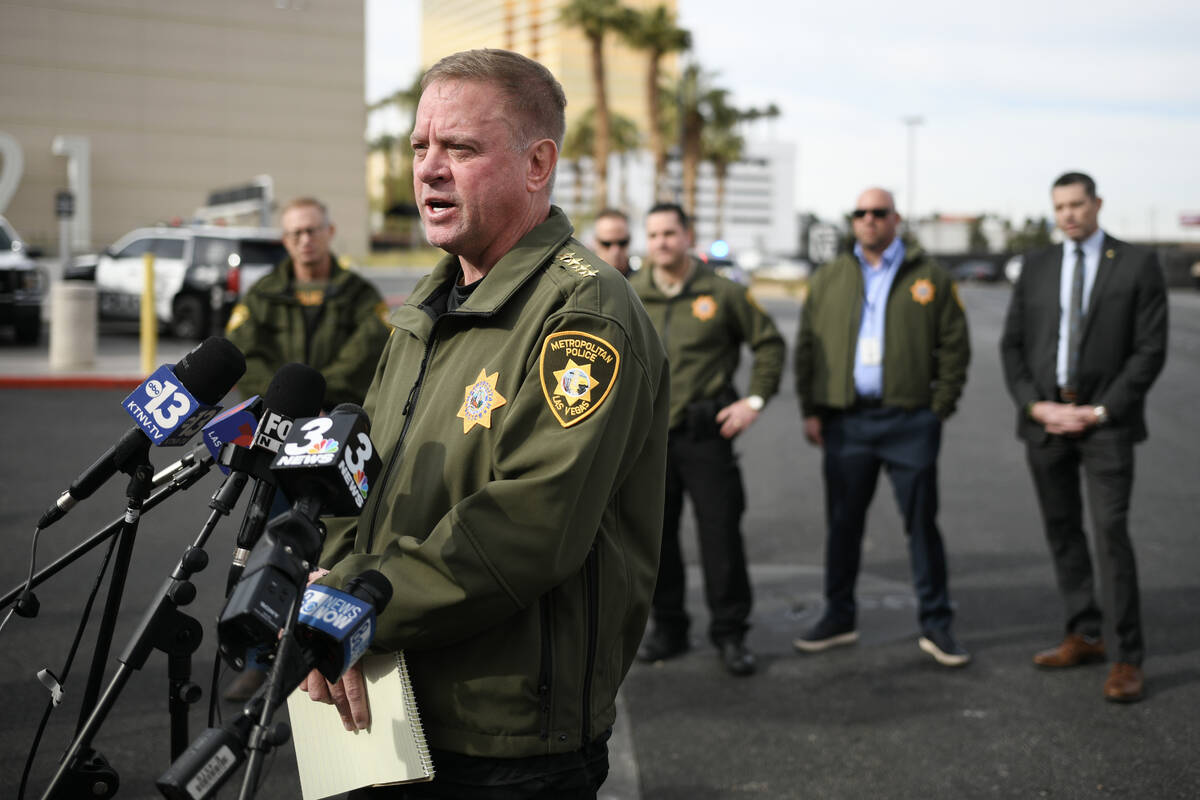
0, 325, 195, 388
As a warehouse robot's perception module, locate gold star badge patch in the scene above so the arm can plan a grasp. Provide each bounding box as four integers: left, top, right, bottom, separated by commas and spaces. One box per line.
692, 294, 717, 321
910, 279, 935, 305
540, 331, 620, 427
457, 369, 507, 434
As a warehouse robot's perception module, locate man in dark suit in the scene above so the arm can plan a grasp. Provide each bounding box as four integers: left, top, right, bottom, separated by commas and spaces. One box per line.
1000, 171, 1168, 703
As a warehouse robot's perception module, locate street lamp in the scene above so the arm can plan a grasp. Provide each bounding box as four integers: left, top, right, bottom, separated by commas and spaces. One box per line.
902, 115, 924, 227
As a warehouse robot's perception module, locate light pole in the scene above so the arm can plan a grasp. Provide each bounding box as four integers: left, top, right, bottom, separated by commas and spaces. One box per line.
902, 115, 924, 227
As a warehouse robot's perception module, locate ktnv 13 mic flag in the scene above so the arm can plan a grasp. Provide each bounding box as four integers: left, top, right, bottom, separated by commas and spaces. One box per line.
37, 337, 246, 529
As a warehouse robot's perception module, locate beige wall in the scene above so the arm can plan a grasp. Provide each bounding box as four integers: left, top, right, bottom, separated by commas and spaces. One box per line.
0, 0, 367, 256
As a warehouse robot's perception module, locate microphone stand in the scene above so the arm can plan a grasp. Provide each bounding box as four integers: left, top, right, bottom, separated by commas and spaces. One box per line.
238, 595, 303, 800
1, 447, 216, 613
39, 451, 254, 800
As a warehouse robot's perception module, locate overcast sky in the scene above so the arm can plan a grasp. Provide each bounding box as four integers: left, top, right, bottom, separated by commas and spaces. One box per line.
366, 0, 1200, 241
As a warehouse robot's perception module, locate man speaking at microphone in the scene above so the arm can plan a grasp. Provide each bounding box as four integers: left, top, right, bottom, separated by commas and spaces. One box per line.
301, 49, 669, 798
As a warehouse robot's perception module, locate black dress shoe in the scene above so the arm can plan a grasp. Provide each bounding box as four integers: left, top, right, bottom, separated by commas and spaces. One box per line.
717, 639, 756, 677
636, 629, 689, 663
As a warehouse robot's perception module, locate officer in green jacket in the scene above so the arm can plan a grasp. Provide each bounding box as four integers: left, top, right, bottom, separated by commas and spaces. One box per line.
793, 187, 971, 667
299, 50, 669, 798
631, 202, 785, 677
225, 196, 390, 408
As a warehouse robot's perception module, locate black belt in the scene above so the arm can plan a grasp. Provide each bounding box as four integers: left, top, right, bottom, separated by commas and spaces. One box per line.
850, 394, 884, 410
1058, 387, 1079, 403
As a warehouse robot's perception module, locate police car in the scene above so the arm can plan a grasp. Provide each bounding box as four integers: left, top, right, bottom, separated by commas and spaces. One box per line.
0, 214, 45, 344
90, 224, 285, 339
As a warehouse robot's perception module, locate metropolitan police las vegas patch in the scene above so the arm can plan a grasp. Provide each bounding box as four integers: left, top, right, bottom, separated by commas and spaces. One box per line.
539, 331, 620, 427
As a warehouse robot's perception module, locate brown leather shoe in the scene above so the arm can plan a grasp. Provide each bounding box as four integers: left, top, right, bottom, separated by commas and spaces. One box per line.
1032, 633, 1106, 668
1103, 662, 1144, 703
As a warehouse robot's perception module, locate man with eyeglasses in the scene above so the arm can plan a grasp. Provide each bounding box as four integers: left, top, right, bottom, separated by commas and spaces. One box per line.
792, 187, 971, 667
226, 196, 390, 409
591, 208, 632, 276
1000, 172, 1167, 703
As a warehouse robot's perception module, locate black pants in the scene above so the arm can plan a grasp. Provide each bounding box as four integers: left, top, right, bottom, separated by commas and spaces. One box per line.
345, 734, 610, 799
820, 406, 953, 632
651, 427, 752, 644
1025, 426, 1143, 664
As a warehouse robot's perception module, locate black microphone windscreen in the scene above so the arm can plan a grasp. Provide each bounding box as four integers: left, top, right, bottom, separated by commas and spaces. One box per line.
174, 337, 247, 405
264, 363, 327, 419
345, 569, 394, 613
329, 402, 370, 432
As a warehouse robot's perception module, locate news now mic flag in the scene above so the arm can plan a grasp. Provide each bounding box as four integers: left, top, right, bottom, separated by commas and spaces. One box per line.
271, 405, 381, 518
201, 395, 260, 475
297, 570, 393, 683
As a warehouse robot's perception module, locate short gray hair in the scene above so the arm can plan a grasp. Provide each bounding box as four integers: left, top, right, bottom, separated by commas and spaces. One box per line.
421, 49, 567, 151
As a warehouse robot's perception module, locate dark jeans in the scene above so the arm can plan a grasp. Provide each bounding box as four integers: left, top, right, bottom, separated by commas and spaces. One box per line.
345, 732, 610, 799
651, 427, 752, 644
820, 406, 953, 631
1025, 426, 1142, 664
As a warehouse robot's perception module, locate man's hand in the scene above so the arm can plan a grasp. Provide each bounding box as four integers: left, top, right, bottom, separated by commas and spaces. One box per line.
716, 398, 760, 439
300, 663, 370, 731
1030, 401, 1089, 436
803, 415, 823, 447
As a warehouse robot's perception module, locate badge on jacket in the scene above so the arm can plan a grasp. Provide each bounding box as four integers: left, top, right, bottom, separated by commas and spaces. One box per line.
910, 279, 935, 305
540, 331, 620, 427
692, 295, 717, 321
458, 369, 507, 433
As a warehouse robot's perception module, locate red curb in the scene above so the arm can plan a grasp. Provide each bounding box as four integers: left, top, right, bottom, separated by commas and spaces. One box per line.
0, 375, 144, 390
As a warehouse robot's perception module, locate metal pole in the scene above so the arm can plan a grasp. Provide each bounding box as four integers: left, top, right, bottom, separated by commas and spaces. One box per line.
902, 115, 924, 226
141, 252, 157, 375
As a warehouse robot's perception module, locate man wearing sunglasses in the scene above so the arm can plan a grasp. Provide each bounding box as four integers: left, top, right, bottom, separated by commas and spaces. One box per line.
591, 208, 632, 276
793, 187, 971, 667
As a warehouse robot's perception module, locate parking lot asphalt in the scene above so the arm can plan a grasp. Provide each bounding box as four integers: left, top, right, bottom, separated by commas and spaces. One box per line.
2, 285, 1199, 799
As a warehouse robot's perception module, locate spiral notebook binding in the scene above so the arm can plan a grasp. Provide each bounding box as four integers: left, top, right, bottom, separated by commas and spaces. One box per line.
396, 650, 436, 778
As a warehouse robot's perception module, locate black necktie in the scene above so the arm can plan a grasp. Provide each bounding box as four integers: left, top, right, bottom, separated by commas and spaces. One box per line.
1065, 245, 1085, 392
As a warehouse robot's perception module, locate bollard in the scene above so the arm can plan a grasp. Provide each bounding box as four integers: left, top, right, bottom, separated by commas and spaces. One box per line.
141, 251, 157, 375
49, 280, 98, 372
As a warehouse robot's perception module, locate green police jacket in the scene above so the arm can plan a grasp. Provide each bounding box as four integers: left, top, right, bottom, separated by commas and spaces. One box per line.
225, 257, 390, 407
318, 208, 669, 759
794, 240, 970, 419
630, 259, 785, 429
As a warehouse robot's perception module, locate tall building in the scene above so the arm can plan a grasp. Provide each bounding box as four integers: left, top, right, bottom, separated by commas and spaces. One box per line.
421, 0, 677, 134
0, 0, 367, 257
417, 0, 797, 259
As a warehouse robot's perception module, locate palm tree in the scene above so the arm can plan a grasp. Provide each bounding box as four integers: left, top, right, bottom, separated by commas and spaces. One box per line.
561, 108, 641, 216
702, 114, 745, 241
560, 0, 635, 212
620, 5, 690, 202
676, 64, 730, 219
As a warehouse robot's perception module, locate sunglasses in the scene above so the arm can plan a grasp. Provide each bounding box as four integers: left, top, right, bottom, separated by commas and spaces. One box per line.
852, 208, 892, 220
596, 238, 631, 248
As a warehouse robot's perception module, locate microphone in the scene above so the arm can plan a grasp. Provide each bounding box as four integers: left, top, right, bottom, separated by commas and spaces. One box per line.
296, 569, 393, 683
201, 395, 261, 475
270, 403, 381, 519
223, 364, 326, 593
157, 570, 392, 800
217, 405, 380, 662
36, 337, 245, 530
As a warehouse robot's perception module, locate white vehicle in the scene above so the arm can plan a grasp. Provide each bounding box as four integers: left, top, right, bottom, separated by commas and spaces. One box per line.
94, 225, 284, 339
